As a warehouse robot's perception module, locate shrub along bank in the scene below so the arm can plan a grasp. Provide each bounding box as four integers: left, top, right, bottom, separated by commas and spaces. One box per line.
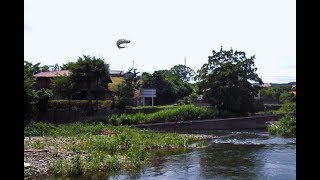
107, 105, 220, 125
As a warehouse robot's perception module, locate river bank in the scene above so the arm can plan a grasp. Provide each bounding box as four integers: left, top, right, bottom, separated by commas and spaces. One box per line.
24, 123, 210, 178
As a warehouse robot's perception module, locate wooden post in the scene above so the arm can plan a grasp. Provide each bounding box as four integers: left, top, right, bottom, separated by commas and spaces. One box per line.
152, 97, 154, 106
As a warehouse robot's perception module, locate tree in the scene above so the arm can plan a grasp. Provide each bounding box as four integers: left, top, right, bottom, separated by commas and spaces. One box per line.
170, 64, 195, 82
141, 70, 193, 105
116, 68, 141, 108
51, 75, 75, 110
197, 47, 262, 115
24, 61, 41, 125
60, 62, 76, 70
41, 65, 50, 72
69, 55, 110, 112
260, 86, 291, 104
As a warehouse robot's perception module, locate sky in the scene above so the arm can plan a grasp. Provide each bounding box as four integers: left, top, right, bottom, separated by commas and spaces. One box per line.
24, 0, 296, 83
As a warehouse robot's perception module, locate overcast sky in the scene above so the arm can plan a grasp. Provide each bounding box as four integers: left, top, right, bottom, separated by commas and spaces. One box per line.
24, 0, 296, 83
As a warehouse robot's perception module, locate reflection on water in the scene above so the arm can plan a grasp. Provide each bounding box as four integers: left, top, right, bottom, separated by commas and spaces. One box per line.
45, 130, 296, 179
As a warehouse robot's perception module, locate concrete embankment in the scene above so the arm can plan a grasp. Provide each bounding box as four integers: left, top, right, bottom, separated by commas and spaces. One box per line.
135, 114, 283, 131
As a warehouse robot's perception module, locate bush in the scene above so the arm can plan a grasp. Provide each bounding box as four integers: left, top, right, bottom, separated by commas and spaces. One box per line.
48, 100, 112, 110
276, 103, 296, 114
268, 115, 296, 136
107, 105, 219, 125
125, 105, 178, 114
24, 122, 107, 137
24, 122, 57, 136
263, 104, 282, 111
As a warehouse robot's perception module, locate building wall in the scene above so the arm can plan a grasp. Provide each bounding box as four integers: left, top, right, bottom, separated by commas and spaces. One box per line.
36, 77, 52, 90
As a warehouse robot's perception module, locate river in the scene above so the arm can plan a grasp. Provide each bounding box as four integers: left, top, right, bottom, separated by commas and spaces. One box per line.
45, 130, 296, 179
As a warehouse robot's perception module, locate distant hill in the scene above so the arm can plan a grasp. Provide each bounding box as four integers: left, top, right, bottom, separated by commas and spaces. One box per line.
251, 82, 296, 87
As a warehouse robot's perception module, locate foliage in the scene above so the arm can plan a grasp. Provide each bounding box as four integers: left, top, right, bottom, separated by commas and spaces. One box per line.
69, 55, 110, 112
48, 100, 112, 110
169, 64, 195, 82
24, 61, 41, 125
109, 77, 124, 92
189, 92, 198, 102
26, 123, 201, 176
268, 115, 296, 136
260, 86, 292, 104
51, 75, 75, 109
279, 91, 295, 104
197, 47, 262, 115
115, 68, 141, 108
141, 69, 193, 105
275, 103, 296, 114
108, 105, 219, 125
60, 62, 76, 70
24, 122, 57, 136
263, 104, 282, 111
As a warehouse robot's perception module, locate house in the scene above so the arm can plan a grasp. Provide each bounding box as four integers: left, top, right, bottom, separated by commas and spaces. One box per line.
261, 83, 272, 88
33, 70, 70, 90
33, 70, 114, 100
109, 70, 124, 77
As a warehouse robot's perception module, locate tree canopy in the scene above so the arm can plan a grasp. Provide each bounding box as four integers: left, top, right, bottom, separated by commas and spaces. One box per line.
197, 47, 262, 114
169, 64, 195, 82
141, 69, 193, 105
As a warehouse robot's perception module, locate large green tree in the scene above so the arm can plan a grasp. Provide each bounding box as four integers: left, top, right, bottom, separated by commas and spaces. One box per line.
169, 64, 195, 82
197, 47, 262, 115
142, 69, 193, 105
51, 75, 75, 110
24, 61, 41, 125
115, 68, 141, 108
69, 55, 110, 111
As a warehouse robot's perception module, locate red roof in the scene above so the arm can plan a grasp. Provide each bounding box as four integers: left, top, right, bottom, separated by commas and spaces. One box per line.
33, 70, 70, 78
262, 83, 272, 88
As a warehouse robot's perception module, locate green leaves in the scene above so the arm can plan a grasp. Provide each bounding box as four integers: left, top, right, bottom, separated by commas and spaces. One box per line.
197, 47, 262, 114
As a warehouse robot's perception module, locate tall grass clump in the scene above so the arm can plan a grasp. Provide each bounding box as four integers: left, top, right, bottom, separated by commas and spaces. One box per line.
24, 122, 57, 136
108, 105, 219, 125
24, 122, 107, 137
268, 115, 296, 136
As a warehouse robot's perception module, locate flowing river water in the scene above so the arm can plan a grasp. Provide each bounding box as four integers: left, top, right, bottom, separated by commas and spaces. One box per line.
45, 130, 296, 179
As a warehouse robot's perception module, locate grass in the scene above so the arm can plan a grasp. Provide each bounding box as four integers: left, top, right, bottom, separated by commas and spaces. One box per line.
274, 102, 296, 114
108, 105, 219, 125
109, 77, 124, 91
25, 122, 203, 177
31, 140, 45, 149
267, 115, 296, 136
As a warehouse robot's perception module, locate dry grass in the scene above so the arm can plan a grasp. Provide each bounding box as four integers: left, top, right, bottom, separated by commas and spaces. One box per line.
109, 77, 124, 91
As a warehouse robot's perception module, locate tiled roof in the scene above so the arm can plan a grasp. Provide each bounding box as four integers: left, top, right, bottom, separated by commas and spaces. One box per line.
262, 83, 272, 87
109, 70, 123, 75
33, 70, 70, 77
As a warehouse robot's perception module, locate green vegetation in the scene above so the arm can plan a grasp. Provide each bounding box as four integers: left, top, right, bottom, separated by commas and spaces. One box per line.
268, 115, 296, 136
51, 75, 75, 110
108, 105, 219, 125
197, 47, 262, 115
48, 100, 112, 110
141, 69, 193, 105
260, 86, 295, 104
273, 103, 296, 114
25, 122, 202, 177
114, 68, 141, 108
267, 102, 296, 136
125, 104, 179, 114
109, 77, 125, 91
